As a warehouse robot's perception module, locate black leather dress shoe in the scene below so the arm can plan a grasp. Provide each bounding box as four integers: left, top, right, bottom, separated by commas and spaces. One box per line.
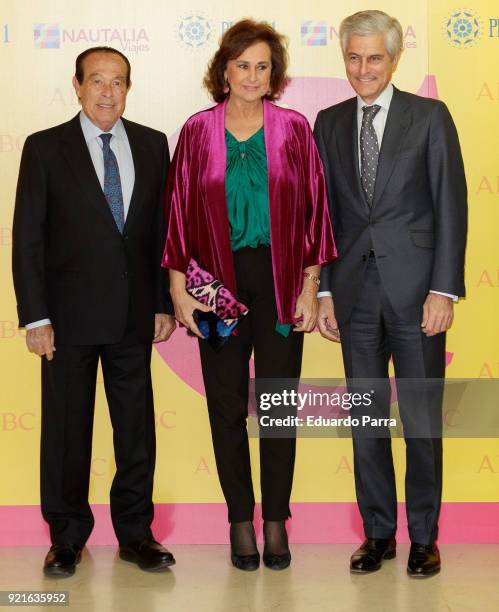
43, 544, 82, 577
350, 538, 396, 573
119, 539, 176, 571
407, 542, 441, 577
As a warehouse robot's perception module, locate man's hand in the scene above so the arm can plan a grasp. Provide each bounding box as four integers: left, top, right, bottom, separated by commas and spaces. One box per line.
26, 324, 55, 360
421, 293, 454, 337
317, 296, 340, 342
153, 314, 176, 343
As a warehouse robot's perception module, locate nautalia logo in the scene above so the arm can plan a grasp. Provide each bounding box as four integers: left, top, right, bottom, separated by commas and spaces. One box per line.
34, 24, 60, 48
443, 8, 482, 48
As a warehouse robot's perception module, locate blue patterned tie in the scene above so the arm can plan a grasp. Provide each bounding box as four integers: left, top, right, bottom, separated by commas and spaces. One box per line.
99, 133, 125, 233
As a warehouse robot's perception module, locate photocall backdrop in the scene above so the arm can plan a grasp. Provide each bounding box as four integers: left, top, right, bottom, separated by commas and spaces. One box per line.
0, 0, 498, 545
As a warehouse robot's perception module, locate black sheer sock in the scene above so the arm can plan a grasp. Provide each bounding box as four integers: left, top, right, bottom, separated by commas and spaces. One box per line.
230, 521, 258, 556
263, 520, 289, 555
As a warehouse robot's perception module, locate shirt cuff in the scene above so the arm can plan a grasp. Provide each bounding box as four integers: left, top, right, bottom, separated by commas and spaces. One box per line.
317, 291, 333, 298
429, 290, 458, 302
25, 318, 51, 330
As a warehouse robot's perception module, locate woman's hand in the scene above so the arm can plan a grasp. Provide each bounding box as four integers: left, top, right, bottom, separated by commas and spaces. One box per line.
169, 269, 211, 339
171, 288, 212, 339
293, 289, 318, 333
293, 266, 320, 333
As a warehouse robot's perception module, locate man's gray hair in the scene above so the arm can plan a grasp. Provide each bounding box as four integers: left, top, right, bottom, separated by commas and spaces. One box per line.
340, 10, 404, 60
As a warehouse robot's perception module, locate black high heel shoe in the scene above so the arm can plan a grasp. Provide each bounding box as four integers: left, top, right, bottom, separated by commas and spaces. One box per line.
263, 520, 291, 570
230, 522, 260, 571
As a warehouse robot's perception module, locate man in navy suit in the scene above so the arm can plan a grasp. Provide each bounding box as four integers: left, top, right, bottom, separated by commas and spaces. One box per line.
314, 11, 467, 577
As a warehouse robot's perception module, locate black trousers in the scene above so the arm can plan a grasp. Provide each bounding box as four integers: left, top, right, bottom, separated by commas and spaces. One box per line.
339, 258, 445, 545
40, 311, 156, 547
199, 247, 304, 523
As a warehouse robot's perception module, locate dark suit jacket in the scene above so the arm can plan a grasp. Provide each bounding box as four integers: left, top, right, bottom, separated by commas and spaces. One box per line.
12, 113, 173, 344
314, 86, 468, 324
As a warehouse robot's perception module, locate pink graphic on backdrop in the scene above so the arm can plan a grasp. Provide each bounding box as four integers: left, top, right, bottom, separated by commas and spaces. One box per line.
1, 502, 498, 545
156, 75, 447, 396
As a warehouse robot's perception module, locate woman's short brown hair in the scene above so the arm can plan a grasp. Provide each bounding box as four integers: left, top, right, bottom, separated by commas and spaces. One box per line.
203, 19, 289, 102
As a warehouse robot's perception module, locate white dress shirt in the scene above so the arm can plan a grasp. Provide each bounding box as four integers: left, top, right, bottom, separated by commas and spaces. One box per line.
26, 112, 135, 330
318, 83, 457, 302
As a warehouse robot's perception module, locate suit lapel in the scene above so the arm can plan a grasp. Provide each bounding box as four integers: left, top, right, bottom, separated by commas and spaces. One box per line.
334, 98, 368, 212
60, 114, 121, 235
121, 118, 145, 231
372, 87, 411, 208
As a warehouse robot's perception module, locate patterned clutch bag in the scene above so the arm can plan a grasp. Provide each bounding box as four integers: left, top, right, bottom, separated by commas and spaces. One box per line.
185, 258, 249, 348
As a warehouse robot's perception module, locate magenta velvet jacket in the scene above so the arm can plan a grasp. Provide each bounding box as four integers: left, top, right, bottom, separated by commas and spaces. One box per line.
162, 98, 337, 325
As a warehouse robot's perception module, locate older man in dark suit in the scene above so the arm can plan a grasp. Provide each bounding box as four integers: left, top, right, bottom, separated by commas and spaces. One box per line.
13, 47, 176, 576
314, 11, 467, 577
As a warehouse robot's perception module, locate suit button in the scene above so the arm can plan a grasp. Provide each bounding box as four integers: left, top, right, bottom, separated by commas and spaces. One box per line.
123, 234, 129, 241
